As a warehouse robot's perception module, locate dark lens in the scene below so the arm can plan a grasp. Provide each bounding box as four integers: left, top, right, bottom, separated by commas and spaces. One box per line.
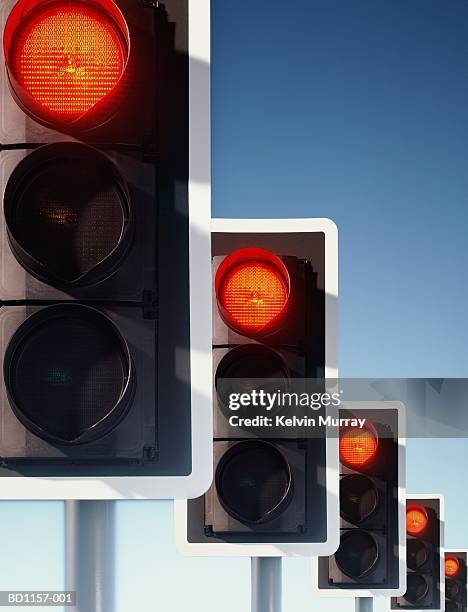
215, 344, 289, 413
340, 474, 378, 524
407, 539, 429, 571
5, 143, 132, 287
404, 573, 429, 604
4, 304, 133, 445
216, 440, 292, 524
334, 530, 379, 579
446, 578, 461, 600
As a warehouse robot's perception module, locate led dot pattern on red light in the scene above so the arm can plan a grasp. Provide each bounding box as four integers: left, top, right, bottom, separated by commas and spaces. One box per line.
219, 261, 288, 332
445, 556, 460, 578
9, 3, 126, 121
406, 505, 429, 536
339, 426, 378, 468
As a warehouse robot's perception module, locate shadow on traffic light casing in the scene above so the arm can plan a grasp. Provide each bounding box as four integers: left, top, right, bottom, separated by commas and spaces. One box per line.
186, 229, 334, 545
316, 405, 406, 596
444, 552, 467, 612
0, 0, 200, 479
391, 497, 444, 611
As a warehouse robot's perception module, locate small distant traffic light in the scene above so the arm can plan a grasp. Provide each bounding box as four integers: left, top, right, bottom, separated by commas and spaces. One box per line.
0, 0, 212, 499
313, 401, 406, 598
445, 551, 467, 612
175, 217, 340, 556
391, 496, 445, 611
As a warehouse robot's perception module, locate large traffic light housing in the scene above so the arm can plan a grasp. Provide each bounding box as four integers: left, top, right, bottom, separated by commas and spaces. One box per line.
445, 551, 467, 612
0, 0, 212, 499
175, 217, 340, 556
313, 401, 406, 598
391, 496, 445, 611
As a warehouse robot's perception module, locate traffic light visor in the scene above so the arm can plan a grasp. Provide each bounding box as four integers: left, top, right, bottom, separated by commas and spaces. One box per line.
404, 573, 429, 604
3, 304, 134, 445
215, 440, 293, 524
340, 474, 378, 523
335, 530, 379, 579
4, 142, 133, 287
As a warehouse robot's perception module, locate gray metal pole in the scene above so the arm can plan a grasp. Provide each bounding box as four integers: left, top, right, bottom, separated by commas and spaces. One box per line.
355, 597, 373, 612
65, 501, 115, 612
251, 557, 282, 612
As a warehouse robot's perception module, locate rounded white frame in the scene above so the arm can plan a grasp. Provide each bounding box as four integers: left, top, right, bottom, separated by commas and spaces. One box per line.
0, 0, 213, 500
174, 217, 340, 557
386, 494, 446, 611
311, 400, 407, 598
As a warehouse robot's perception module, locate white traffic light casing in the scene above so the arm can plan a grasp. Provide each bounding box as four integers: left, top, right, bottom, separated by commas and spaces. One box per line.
0, 0, 212, 500
390, 495, 445, 612
312, 401, 406, 598
175, 217, 339, 557
444, 550, 468, 612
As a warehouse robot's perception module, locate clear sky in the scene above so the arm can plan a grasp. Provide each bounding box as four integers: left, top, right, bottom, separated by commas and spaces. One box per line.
1, 1, 468, 611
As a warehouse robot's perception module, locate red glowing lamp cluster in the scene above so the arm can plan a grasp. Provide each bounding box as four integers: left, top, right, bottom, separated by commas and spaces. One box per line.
339, 424, 379, 469
4, 0, 130, 126
215, 248, 290, 335
445, 556, 461, 578
406, 504, 429, 536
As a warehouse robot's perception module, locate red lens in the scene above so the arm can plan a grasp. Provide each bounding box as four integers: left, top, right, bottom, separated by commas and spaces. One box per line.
339, 423, 378, 469
215, 248, 290, 335
406, 504, 429, 536
4, 0, 129, 126
445, 556, 460, 578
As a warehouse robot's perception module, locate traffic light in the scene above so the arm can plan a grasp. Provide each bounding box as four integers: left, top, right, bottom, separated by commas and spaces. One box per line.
175, 217, 340, 556
445, 551, 467, 612
391, 496, 445, 611
313, 401, 406, 598
0, 0, 212, 499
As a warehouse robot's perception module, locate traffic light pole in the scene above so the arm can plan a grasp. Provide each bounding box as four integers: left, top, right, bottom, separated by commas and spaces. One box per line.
65, 501, 115, 612
355, 597, 373, 612
251, 557, 282, 612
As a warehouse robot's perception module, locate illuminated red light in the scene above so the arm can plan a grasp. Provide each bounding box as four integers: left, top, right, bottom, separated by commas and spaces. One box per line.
215, 248, 290, 335
445, 556, 460, 578
406, 504, 429, 536
339, 424, 378, 468
4, 0, 130, 126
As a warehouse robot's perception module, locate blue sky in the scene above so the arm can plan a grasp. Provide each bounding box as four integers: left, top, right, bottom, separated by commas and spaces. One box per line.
1, 1, 468, 610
